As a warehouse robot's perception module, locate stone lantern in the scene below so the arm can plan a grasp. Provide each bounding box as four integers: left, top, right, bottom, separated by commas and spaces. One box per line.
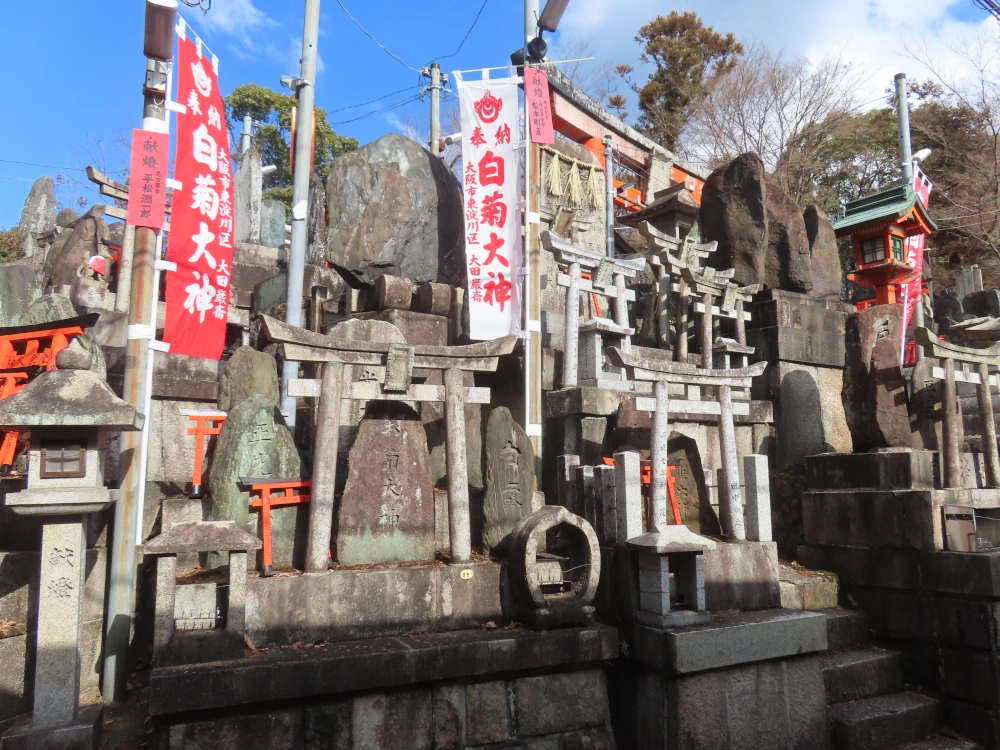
0, 355, 142, 749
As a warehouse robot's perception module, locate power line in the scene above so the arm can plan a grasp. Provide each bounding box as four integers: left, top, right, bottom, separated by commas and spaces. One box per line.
434, 0, 490, 62
328, 95, 422, 125
333, 0, 422, 73
0, 159, 87, 173
329, 86, 417, 113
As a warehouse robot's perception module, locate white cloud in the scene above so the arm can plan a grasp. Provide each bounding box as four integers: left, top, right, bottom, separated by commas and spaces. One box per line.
554, 0, 995, 110
188, 0, 278, 49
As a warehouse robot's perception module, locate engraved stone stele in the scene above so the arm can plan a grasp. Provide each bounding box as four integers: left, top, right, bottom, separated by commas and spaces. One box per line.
336, 402, 435, 565
0, 365, 141, 748
208, 393, 306, 570
483, 407, 535, 554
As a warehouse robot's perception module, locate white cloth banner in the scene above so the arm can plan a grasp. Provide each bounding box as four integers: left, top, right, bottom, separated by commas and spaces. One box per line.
454, 71, 521, 341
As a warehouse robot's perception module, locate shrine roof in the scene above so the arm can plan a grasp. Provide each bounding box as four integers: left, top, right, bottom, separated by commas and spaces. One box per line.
833, 185, 937, 236
0, 369, 143, 430
618, 184, 699, 226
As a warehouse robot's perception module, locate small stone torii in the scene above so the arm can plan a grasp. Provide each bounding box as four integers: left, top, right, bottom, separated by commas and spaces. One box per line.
540, 230, 645, 388
915, 327, 1000, 489
259, 314, 517, 572
638, 221, 758, 361
607, 345, 767, 540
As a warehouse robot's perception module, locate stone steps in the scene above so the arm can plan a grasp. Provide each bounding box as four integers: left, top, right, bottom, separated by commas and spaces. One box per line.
823, 647, 903, 705
826, 608, 870, 650
780, 561, 839, 610
830, 691, 942, 750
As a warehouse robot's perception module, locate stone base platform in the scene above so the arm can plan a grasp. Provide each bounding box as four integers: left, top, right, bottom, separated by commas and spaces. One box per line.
610, 609, 830, 748
150, 625, 618, 750
0, 704, 102, 750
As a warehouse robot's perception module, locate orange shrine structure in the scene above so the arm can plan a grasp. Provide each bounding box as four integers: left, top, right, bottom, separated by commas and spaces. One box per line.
834, 183, 936, 309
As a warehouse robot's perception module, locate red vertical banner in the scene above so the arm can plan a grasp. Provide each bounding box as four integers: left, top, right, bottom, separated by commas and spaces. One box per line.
163, 35, 234, 361
126, 129, 169, 229
524, 68, 554, 146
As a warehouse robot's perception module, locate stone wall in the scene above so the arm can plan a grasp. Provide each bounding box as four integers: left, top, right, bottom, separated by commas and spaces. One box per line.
160, 669, 614, 750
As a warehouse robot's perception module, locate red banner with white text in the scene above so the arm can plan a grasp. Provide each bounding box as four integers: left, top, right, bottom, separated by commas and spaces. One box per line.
162, 35, 234, 360
454, 71, 521, 340
900, 166, 934, 359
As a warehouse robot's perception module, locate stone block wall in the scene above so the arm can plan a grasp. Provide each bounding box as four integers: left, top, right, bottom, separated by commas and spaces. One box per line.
158, 669, 614, 750
799, 451, 1000, 747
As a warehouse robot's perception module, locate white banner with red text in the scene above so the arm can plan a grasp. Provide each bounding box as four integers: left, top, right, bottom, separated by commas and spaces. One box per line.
454, 70, 521, 341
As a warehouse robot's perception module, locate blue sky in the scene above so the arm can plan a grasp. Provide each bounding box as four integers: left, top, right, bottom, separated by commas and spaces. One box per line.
0, 0, 993, 228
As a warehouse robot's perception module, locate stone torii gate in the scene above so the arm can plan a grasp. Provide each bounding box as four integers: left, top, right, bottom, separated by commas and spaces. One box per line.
639, 221, 757, 361
607, 345, 767, 539
260, 315, 517, 572
915, 327, 1000, 489
541, 230, 645, 389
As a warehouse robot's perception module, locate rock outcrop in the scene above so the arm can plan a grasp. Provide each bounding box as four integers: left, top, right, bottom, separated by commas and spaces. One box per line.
325, 133, 466, 287
700, 153, 842, 297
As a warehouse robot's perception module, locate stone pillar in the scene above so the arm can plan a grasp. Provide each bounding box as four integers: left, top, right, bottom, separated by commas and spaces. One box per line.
656, 268, 670, 349
227, 550, 248, 637
717, 385, 746, 540
306, 361, 344, 572
977, 363, 1000, 488
743, 454, 772, 542
557, 454, 581, 516
735, 298, 747, 346
650, 380, 670, 530
701, 291, 714, 369
676, 281, 689, 362
614, 450, 643, 541
34, 519, 87, 726
564, 262, 581, 387
614, 272, 631, 353
234, 146, 263, 244
444, 367, 471, 562
941, 358, 962, 489
575, 464, 596, 528
594, 464, 617, 544
153, 554, 177, 662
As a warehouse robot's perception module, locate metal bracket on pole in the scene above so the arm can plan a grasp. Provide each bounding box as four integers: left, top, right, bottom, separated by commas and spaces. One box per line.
526, 424, 542, 437
149, 340, 171, 353
127, 324, 156, 341
154, 259, 178, 272
165, 100, 187, 115
165, 179, 183, 192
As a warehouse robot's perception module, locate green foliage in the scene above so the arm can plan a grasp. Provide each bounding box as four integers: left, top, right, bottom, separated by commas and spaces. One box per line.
621, 12, 743, 150
0, 227, 23, 264
225, 83, 358, 208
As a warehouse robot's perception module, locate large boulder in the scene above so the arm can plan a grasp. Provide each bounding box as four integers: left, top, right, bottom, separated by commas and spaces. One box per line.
0, 265, 44, 328
803, 205, 844, 299
325, 133, 466, 286
701, 153, 842, 297
701, 153, 768, 287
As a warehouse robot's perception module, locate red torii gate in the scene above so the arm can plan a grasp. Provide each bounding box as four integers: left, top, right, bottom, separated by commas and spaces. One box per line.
0, 314, 98, 474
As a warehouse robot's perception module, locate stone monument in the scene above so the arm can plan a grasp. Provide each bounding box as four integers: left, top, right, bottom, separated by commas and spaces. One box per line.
482, 406, 535, 553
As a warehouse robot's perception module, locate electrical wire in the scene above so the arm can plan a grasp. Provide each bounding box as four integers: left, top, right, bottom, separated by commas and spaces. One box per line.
333, 0, 422, 73
328, 86, 418, 113
328, 95, 422, 125
973, 0, 1000, 20
433, 0, 490, 62
0, 159, 87, 173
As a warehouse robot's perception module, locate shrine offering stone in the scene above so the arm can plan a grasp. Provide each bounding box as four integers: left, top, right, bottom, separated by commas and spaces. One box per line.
668, 432, 722, 537
337, 402, 435, 565
217, 345, 279, 411
234, 145, 262, 244
483, 407, 535, 552
208, 394, 306, 569
20, 293, 105, 379
843, 305, 904, 450
259, 199, 287, 250
17, 176, 57, 264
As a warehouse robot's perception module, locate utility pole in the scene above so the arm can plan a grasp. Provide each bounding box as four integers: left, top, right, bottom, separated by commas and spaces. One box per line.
895, 72, 924, 360
280, 0, 321, 435
104, 0, 176, 703
241, 114, 252, 156
430, 63, 441, 156
524, 0, 539, 42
